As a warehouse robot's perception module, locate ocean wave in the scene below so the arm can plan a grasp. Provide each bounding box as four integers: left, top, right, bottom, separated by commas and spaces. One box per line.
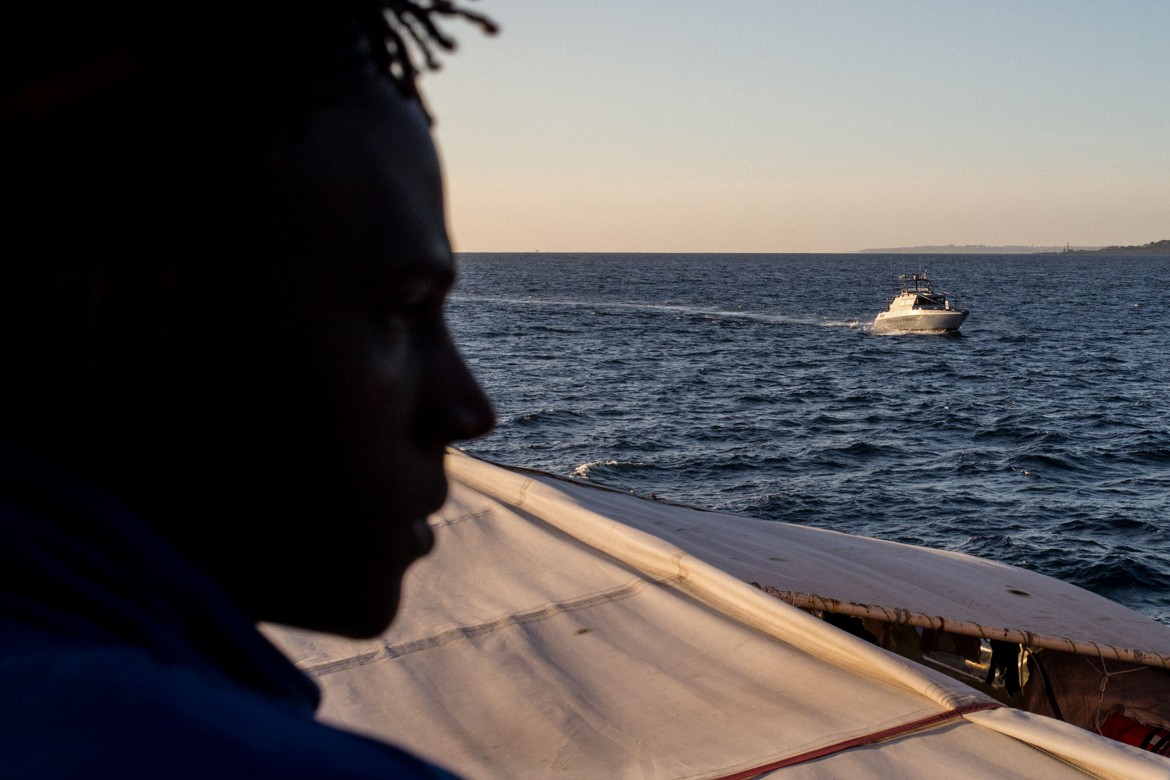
571, 459, 647, 480
512, 408, 587, 427
1065, 554, 1170, 594
1056, 516, 1160, 535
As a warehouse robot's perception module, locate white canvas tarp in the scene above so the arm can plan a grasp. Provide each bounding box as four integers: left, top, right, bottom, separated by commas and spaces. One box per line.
493, 463, 1170, 669
265, 451, 1170, 778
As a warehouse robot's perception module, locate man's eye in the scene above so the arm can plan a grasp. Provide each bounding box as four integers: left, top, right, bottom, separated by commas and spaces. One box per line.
386, 301, 428, 321
380, 296, 442, 325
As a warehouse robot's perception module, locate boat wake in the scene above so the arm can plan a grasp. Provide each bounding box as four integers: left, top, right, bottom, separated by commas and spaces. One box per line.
820, 319, 862, 329
453, 294, 849, 330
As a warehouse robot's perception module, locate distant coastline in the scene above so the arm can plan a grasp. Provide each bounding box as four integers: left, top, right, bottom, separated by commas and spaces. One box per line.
1042, 239, 1170, 255
858, 244, 1096, 254
860, 240, 1169, 255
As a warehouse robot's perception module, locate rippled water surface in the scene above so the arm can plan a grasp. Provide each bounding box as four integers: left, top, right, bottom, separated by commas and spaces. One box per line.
449, 253, 1170, 625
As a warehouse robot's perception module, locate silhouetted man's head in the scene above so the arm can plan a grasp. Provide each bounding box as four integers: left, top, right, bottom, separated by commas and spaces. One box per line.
2, 2, 495, 637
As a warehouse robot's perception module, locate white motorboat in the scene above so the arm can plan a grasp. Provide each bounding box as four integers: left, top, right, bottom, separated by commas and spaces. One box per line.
873, 270, 968, 332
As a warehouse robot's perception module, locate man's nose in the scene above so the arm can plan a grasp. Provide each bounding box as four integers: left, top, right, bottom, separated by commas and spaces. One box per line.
422, 329, 495, 446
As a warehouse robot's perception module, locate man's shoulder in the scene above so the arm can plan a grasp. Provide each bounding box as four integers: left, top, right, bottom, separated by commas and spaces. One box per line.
0, 641, 456, 779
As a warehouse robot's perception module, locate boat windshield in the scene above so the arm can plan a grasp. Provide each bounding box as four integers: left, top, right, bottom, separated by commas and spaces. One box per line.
914, 294, 948, 308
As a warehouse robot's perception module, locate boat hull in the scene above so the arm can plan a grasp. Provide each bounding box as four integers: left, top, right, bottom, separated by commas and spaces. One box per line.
873, 309, 968, 333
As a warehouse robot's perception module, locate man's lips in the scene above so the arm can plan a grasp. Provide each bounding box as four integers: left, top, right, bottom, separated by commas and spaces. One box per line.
407, 470, 449, 557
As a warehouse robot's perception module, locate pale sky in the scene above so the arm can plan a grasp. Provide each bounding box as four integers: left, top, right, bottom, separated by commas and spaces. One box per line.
422, 1, 1169, 253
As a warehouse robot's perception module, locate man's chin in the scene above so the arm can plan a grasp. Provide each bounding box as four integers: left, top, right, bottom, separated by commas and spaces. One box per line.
411, 514, 436, 558
327, 587, 404, 639
262, 583, 401, 638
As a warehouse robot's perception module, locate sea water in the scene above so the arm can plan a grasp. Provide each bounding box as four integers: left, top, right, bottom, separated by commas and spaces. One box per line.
448, 253, 1170, 626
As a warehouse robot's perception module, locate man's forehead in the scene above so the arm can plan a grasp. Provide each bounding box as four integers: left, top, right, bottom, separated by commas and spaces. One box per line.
275, 93, 439, 199
255, 77, 453, 282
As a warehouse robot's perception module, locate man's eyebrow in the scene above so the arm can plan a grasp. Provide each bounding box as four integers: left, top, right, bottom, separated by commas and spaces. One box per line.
347, 261, 457, 296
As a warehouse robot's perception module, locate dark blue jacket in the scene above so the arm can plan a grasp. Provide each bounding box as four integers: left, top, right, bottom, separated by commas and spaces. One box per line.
0, 448, 457, 778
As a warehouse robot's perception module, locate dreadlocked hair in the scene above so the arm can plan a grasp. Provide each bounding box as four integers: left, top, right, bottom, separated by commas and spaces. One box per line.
367, 1, 497, 104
